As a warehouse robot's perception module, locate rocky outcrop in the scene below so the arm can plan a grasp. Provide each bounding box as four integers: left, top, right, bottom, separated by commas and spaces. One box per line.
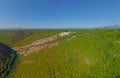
14, 32, 71, 56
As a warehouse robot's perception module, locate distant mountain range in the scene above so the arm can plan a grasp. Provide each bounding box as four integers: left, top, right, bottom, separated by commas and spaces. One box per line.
0, 25, 120, 30
0, 27, 24, 30
104, 25, 120, 28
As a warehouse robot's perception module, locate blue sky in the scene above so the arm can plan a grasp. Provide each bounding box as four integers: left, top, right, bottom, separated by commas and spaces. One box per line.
0, 0, 120, 29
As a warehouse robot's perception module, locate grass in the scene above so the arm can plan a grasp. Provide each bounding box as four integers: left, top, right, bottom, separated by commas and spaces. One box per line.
12, 30, 64, 47
0, 30, 63, 47
1, 29, 120, 78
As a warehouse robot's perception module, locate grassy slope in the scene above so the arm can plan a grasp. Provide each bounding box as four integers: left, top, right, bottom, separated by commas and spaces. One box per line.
0, 30, 63, 47
12, 30, 63, 47
1, 29, 120, 78
0, 30, 15, 45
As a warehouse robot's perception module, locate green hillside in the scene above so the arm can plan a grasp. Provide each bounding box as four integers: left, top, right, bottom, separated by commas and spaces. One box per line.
0, 43, 17, 78
1, 29, 120, 78
0, 30, 63, 47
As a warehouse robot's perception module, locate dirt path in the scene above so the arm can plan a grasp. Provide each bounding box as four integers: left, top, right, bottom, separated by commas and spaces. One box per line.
13, 32, 71, 56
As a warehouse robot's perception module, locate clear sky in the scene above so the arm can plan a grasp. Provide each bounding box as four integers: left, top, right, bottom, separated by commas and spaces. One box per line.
0, 0, 120, 29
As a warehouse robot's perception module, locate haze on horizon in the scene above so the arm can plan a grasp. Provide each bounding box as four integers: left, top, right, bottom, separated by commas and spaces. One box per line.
0, 0, 120, 29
